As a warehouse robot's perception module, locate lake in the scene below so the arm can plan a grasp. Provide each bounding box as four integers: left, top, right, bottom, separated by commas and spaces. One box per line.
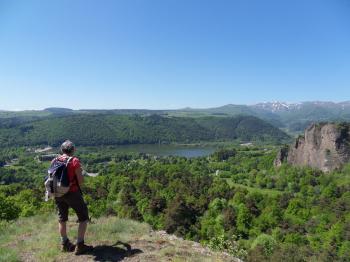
112, 144, 217, 158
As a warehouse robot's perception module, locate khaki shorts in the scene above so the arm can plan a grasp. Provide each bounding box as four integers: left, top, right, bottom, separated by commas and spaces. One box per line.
55, 191, 89, 223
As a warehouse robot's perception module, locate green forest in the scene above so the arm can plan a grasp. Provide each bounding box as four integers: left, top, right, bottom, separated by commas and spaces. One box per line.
1, 145, 350, 261
0, 114, 289, 147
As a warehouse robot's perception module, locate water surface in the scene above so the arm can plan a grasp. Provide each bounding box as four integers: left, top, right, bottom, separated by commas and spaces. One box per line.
112, 144, 217, 158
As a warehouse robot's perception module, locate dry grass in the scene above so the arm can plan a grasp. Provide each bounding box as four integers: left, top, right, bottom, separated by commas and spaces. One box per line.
0, 214, 238, 262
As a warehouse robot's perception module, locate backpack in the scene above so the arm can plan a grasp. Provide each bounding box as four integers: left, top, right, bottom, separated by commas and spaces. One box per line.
44, 157, 72, 200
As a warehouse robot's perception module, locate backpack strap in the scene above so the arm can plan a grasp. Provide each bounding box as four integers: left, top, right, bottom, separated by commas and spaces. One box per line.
65, 157, 73, 166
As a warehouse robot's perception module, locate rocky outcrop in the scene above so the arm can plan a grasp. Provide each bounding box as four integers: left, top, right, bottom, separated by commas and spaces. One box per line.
275, 122, 350, 172
274, 145, 289, 167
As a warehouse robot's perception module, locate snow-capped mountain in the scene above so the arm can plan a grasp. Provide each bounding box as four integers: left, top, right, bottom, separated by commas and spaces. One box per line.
251, 101, 350, 113
252, 102, 300, 112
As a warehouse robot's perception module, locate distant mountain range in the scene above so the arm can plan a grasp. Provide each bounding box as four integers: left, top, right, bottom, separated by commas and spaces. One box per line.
250, 101, 350, 132
1, 101, 350, 134
171, 101, 350, 132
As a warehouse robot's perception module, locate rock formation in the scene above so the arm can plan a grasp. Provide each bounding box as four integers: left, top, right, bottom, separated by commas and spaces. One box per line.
275, 122, 350, 172
273, 145, 289, 167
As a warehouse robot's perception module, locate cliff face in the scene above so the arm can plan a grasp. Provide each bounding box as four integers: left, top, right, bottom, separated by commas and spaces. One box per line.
275, 123, 350, 172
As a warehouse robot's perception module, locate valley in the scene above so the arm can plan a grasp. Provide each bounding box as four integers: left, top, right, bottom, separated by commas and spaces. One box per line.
1, 138, 350, 261
1, 110, 350, 261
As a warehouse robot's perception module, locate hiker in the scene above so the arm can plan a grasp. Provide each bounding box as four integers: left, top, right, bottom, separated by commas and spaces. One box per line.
54, 140, 93, 255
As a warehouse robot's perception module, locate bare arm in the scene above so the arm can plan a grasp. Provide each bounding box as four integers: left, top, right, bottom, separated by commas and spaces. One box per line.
75, 167, 84, 186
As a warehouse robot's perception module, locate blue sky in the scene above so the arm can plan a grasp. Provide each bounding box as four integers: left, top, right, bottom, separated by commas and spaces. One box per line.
0, 0, 349, 110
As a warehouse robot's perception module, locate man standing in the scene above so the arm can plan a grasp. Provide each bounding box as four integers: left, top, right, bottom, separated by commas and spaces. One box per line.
54, 140, 93, 255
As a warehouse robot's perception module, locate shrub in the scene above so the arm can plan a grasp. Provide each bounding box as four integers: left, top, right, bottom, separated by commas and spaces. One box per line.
251, 234, 277, 256
208, 234, 247, 260
0, 194, 20, 221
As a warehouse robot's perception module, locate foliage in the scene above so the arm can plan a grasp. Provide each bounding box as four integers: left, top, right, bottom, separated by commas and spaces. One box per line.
0, 114, 290, 147
251, 234, 277, 256
1, 144, 350, 261
0, 193, 20, 221
208, 234, 247, 260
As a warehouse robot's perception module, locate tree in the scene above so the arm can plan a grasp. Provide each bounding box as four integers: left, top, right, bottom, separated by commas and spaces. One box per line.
164, 195, 196, 236
236, 203, 252, 237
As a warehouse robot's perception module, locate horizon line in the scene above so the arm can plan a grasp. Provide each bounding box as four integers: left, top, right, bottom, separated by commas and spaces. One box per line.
1, 100, 350, 112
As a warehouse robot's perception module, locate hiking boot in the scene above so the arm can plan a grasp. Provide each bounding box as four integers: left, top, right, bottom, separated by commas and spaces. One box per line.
61, 239, 75, 252
75, 241, 93, 255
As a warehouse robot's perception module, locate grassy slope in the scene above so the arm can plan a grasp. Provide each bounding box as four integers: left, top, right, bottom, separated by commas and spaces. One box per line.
0, 214, 239, 262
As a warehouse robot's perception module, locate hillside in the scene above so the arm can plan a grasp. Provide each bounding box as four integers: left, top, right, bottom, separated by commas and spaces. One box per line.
255, 102, 350, 132
0, 214, 240, 262
183, 102, 350, 132
0, 114, 290, 147
2, 101, 350, 133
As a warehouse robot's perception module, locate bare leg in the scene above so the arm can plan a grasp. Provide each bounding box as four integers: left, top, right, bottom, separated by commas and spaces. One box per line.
75, 221, 93, 254
59, 222, 67, 238
77, 221, 87, 243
